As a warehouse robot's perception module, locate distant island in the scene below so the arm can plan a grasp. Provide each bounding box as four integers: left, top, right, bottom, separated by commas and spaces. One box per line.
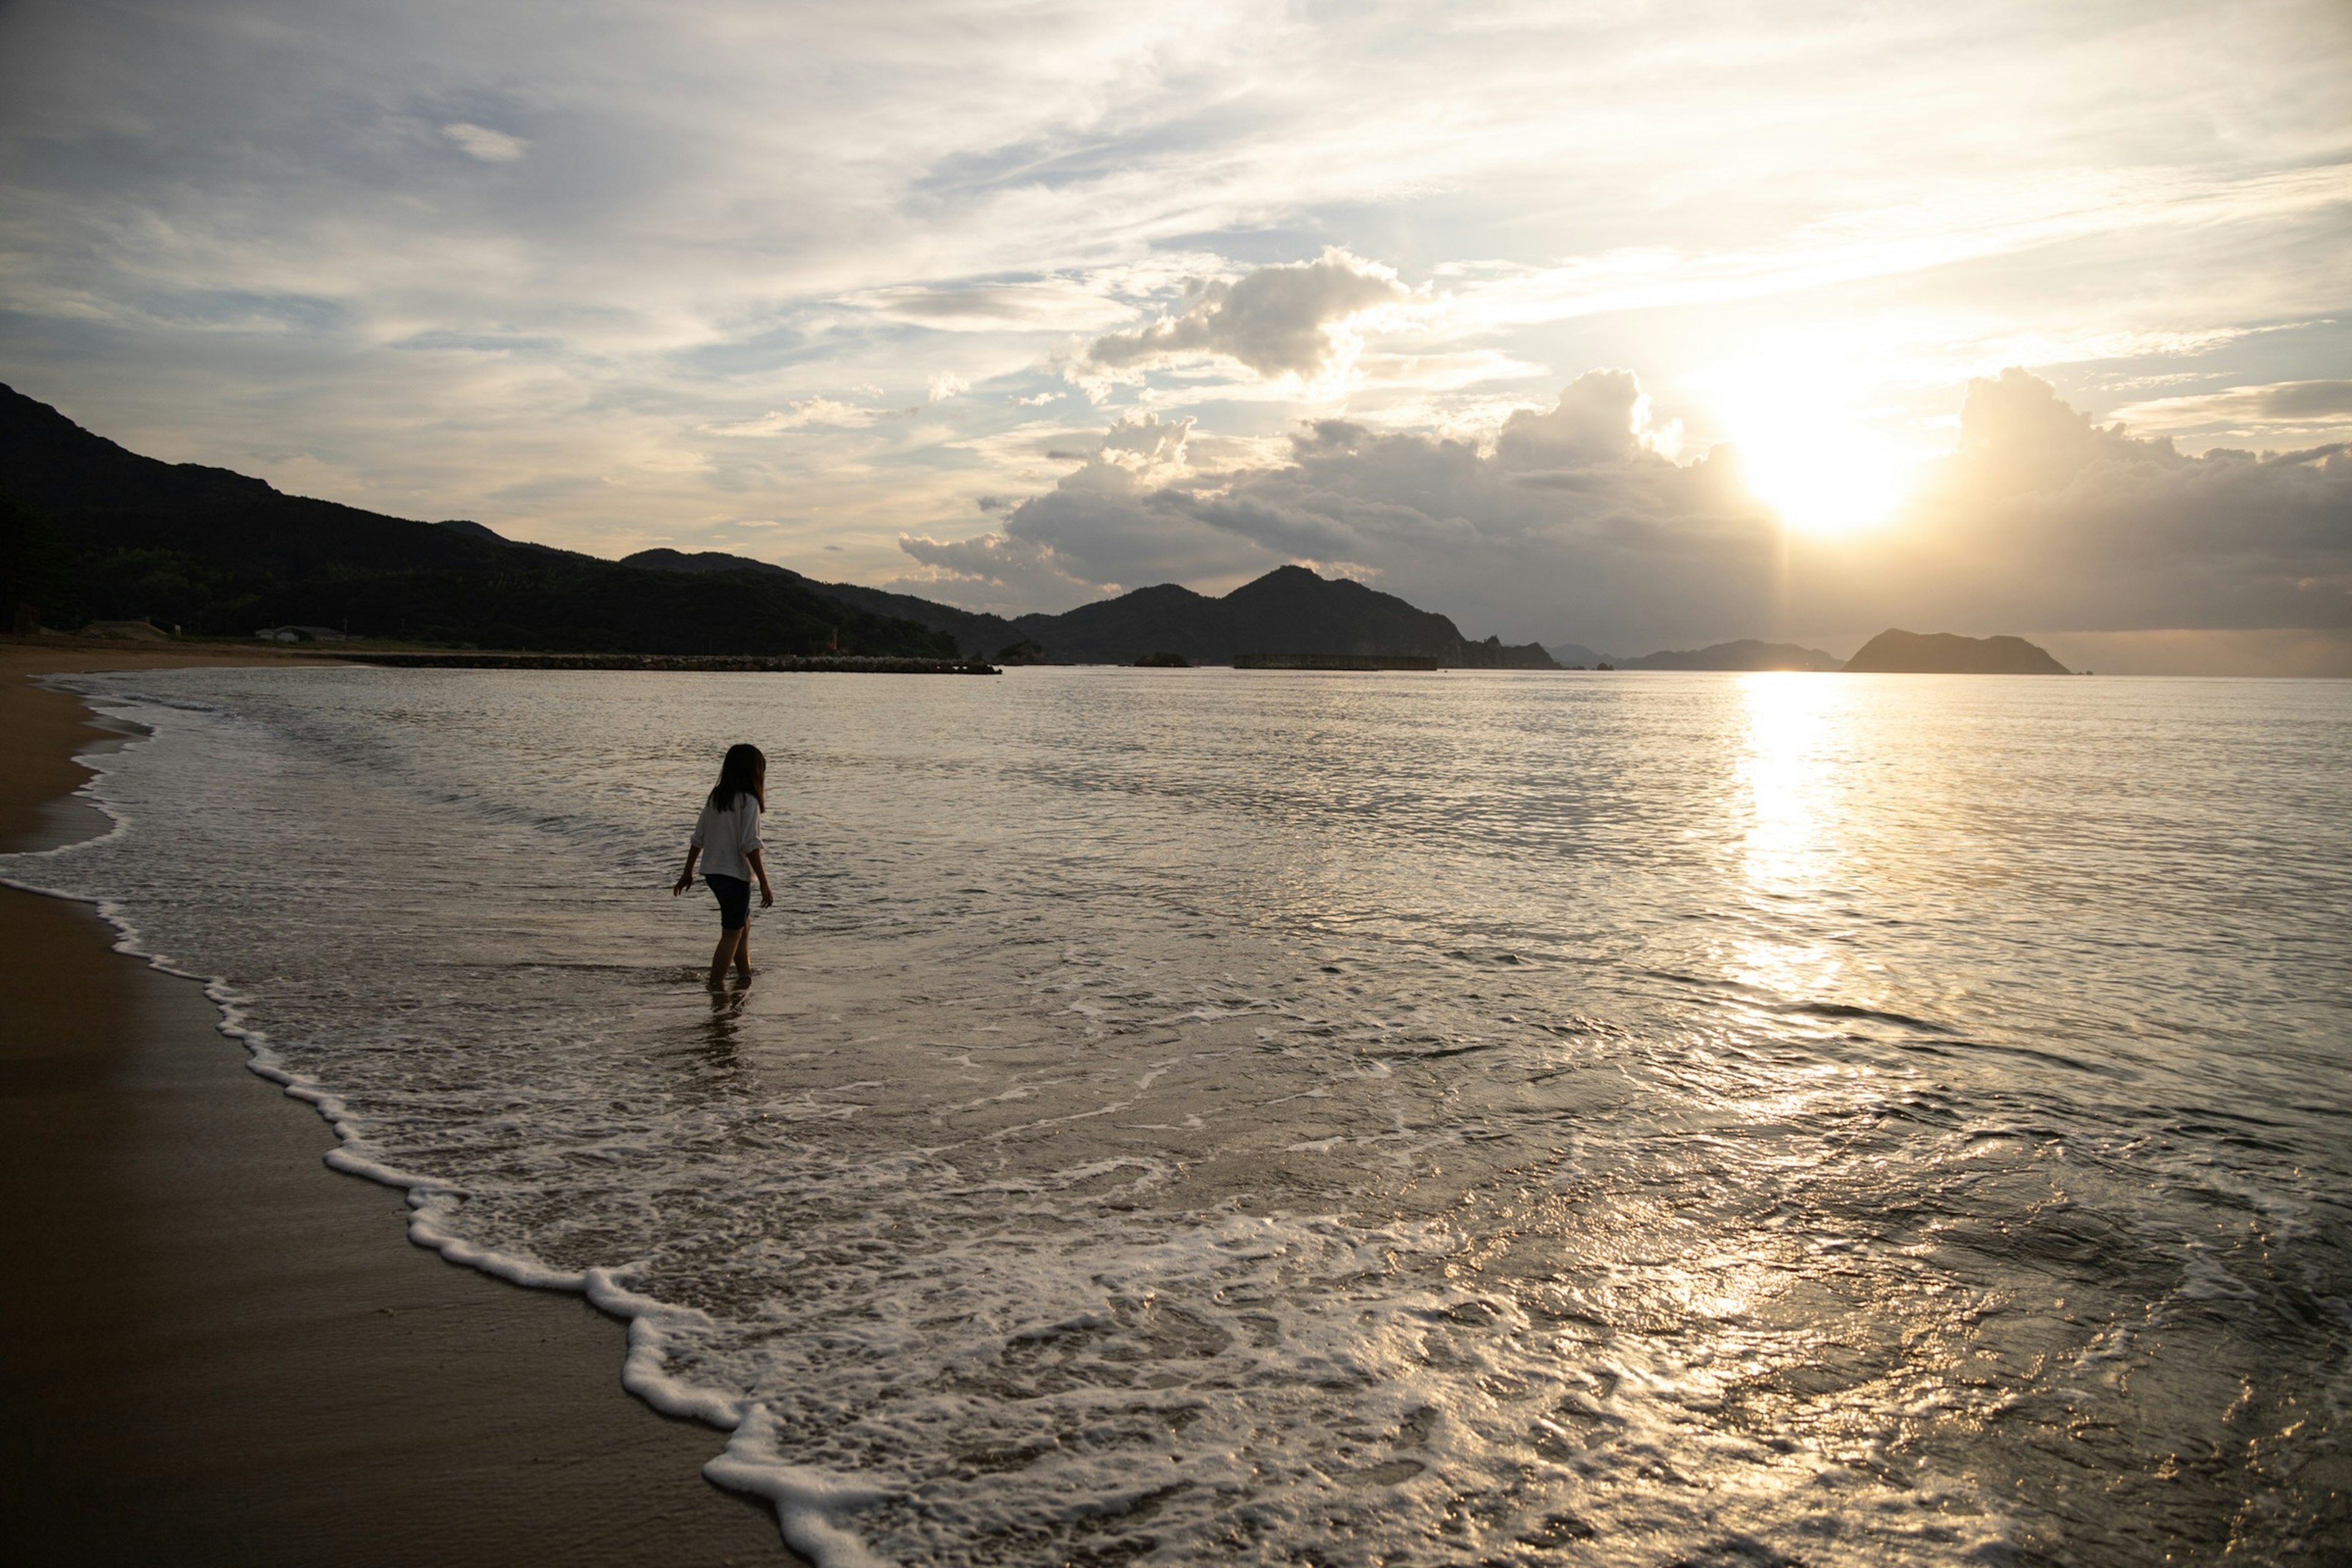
1842, 628, 2071, 674
0, 383, 1551, 667
1543, 641, 1604, 669
1545, 638, 1842, 671
1616, 639, 1844, 672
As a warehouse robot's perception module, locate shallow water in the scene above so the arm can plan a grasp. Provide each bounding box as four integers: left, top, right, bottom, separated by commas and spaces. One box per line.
7, 666, 2348, 1565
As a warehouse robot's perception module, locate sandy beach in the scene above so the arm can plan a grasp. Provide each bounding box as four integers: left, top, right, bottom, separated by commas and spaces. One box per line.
0, 640, 793, 1567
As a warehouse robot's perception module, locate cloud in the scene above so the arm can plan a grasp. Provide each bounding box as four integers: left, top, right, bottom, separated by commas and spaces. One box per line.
2106, 380, 2352, 440
842, 281, 1138, 333
885, 531, 1110, 616
707, 399, 887, 434
982, 407, 1290, 590
1856, 368, 2352, 635
441, 122, 527, 162
1080, 249, 1410, 384
390, 328, 561, 354
2255, 382, 2352, 420
1095, 409, 1193, 470
926, 371, 969, 402
974, 370, 1766, 625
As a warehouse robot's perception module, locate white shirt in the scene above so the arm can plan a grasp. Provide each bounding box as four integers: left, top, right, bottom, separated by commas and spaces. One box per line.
691, 794, 763, 881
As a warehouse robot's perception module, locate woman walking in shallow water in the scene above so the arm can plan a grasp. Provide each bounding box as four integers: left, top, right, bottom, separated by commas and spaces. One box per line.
673, 743, 775, 987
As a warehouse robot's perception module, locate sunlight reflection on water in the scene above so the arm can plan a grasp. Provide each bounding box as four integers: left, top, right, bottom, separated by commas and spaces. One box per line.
1733, 671, 1856, 1000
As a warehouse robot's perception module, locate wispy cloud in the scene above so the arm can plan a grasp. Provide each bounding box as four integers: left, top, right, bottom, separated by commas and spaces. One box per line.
708, 399, 891, 435
441, 122, 527, 162
2109, 380, 2352, 442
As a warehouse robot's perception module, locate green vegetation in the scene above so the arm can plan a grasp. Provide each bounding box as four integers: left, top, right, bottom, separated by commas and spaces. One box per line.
0, 492, 79, 631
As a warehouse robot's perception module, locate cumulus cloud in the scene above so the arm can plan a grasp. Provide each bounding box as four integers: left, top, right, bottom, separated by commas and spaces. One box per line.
1080, 249, 1410, 385
1855, 368, 2352, 635
1095, 409, 1193, 470
926, 371, 969, 402
886, 531, 1109, 616
441, 122, 526, 162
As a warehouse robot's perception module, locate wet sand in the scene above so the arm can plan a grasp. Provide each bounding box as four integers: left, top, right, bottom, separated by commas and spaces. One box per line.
0, 640, 795, 1566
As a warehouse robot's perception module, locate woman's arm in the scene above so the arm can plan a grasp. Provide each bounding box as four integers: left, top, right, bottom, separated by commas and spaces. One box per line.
746, 846, 775, 907
672, 845, 701, 895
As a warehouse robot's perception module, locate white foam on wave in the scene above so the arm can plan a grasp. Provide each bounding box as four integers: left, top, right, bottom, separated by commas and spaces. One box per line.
706, 1408, 897, 1568
0, 679, 891, 1562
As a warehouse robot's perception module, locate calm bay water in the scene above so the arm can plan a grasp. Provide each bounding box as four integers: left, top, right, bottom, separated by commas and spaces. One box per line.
6, 666, 2348, 1565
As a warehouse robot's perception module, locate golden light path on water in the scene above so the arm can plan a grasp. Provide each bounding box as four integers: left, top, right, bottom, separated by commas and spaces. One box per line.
1733, 671, 1854, 998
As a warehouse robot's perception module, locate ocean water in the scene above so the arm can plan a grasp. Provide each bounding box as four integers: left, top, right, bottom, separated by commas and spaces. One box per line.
6, 665, 2349, 1566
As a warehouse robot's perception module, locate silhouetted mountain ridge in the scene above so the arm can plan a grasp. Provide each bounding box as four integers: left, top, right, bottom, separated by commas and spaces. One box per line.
620, 546, 1023, 658
0, 383, 952, 655
624, 549, 1559, 667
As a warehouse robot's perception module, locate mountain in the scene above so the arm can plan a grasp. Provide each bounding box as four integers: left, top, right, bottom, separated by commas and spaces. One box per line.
621, 547, 1022, 657
1843, 628, 2072, 674
631, 551, 1561, 668
0, 382, 1558, 666
1012, 565, 1544, 667
1618, 639, 1844, 671
1544, 642, 1604, 669
0, 384, 954, 657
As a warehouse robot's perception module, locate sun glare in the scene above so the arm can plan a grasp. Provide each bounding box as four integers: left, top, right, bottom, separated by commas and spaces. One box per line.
1711, 362, 1912, 537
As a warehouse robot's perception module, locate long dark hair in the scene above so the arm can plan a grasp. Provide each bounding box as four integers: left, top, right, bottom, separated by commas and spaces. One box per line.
709, 742, 766, 811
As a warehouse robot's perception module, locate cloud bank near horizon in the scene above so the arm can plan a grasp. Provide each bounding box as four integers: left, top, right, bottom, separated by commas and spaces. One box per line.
886, 369, 2352, 653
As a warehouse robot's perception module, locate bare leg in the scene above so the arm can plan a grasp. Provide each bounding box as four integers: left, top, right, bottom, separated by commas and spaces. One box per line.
734, 926, 753, 982
707, 927, 744, 989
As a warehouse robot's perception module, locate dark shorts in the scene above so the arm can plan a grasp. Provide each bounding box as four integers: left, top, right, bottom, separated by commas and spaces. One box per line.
706, 873, 751, 931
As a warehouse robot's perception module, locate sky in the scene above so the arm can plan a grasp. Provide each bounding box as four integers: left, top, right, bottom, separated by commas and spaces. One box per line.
1, 0, 2348, 669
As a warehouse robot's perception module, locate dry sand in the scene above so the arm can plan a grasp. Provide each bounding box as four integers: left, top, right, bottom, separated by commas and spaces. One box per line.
1, 639, 797, 1566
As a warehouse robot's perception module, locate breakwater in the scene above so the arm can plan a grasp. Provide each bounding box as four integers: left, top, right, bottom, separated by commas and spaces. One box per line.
344, 652, 998, 674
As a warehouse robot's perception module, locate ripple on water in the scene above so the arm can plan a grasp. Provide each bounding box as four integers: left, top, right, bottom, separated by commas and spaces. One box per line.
4, 665, 2346, 1565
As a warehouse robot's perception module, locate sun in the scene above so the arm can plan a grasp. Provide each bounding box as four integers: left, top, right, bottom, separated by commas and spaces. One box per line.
1738, 417, 1906, 536
1708, 361, 1913, 537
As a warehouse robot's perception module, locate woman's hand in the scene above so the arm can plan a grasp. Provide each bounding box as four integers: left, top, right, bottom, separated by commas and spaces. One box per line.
758, 882, 775, 908
672, 870, 694, 896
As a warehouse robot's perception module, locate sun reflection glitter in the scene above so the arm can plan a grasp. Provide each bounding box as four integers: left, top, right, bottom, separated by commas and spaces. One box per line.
1730, 672, 1857, 999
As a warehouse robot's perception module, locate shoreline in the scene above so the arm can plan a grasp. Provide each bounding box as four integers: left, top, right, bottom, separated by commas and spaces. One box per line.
0, 639, 797, 1566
